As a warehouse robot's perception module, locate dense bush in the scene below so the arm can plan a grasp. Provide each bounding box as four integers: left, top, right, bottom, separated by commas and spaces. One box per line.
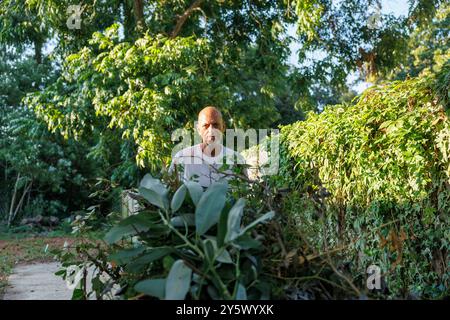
280, 66, 450, 298
56, 174, 276, 300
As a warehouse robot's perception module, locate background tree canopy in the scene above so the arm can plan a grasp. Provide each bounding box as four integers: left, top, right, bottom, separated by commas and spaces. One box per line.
1, 0, 448, 223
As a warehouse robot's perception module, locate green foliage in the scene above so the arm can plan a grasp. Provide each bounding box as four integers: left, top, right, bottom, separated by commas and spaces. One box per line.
2, 0, 449, 300
26, 21, 293, 170
56, 174, 274, 300
0, 104, 102, 222
292, 0, 324, 41
294, 0, 408, 100
0, 43, 125, 224
283, 71, 450, 205
280, 69, 450, 298
435, 62, 450, 112
290, 0, 448, 107
389, 1, 450, 80
0, 0, 123, 60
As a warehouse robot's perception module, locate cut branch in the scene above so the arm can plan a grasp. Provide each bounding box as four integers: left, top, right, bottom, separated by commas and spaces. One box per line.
8, 179, 32, 227
170, 0, 204, 38
8, 172, 20, 227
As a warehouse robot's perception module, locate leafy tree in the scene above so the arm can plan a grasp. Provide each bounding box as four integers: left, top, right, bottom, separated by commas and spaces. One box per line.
388, 1, 450, 80
26, 1, 301, 170
291, 0, 447, 107
0, 46, 130, 224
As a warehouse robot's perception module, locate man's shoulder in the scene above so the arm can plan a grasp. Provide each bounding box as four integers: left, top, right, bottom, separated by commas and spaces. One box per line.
170, 145, 201, 169
223, 147, 246, 163
174, 144, 201, 158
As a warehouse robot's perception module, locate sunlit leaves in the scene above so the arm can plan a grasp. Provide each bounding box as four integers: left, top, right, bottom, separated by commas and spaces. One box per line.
29, 25, 214, 170
282, 73, 450, 206
293, 0, 324, 41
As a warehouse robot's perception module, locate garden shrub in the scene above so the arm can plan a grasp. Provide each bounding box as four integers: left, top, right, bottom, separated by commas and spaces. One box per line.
56, 174, 275, 300
279, 65, 450, 298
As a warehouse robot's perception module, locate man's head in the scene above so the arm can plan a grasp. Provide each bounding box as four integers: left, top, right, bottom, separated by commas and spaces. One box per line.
197, 106, 225, 145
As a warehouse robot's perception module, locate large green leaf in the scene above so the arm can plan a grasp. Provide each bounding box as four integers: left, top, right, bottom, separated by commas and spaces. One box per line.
139, 174, 169, 210
236, 283, 247, 300
216, 249, 233, 264
216, 204, 231, 247
104, 212, 169, 244
224, 198, 246, 243
233, 234, 262, 250
203, 238, 217, 263
170, 214, 195, 227
108, 246, 146, 264
195, 182, 228, 235
185, 181, 203, 205
165, 260, 192, 300
126, 247, 173, 273
118, 211, 159, 227
104, 224, 148, 244
171, 184, 187, 212
135, 279, 166, 299
241, 211, 275, 235
203, 238, 233, 264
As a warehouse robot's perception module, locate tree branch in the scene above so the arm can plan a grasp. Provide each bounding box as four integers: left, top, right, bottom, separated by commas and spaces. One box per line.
8, 172, 20, 227
9, 179, 32, 226
170, 0, 204, 38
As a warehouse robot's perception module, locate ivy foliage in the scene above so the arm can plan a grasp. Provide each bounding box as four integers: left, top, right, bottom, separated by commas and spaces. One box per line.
283, 72, 450, 205
280, 65, 450, 298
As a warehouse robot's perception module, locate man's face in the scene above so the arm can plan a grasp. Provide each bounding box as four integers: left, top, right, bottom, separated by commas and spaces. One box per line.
197, 109, 224, 145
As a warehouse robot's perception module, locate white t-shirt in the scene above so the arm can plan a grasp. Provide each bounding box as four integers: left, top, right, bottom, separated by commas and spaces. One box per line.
169, 144, 246, 188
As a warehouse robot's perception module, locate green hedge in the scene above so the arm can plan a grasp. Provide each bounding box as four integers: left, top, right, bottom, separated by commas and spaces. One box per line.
279, 65, 450, 298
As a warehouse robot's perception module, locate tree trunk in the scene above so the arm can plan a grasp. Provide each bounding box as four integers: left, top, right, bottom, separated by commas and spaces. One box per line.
34, 39, 43, 64
133, 0, 146, 32
122, 0, 135, 40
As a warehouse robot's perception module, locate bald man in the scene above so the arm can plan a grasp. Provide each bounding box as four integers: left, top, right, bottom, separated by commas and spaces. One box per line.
169, 106, 246, 188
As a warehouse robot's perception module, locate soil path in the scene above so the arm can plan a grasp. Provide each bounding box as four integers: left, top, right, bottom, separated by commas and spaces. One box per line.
3, 262, 72, 300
